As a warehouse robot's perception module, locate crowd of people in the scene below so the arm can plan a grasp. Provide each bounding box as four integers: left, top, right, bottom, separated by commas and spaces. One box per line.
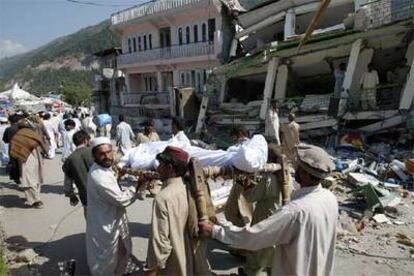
0, 106, 341, 276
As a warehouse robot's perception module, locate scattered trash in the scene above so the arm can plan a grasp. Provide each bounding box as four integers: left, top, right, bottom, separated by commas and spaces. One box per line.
396, 233, 414, 248
372, 214, 390, 224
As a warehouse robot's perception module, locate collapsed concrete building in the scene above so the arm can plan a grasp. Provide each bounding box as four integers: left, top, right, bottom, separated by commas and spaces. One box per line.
197, 0, 414, 145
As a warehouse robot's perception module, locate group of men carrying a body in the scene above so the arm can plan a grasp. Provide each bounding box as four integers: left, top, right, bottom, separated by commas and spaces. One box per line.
67, 113, 338, 276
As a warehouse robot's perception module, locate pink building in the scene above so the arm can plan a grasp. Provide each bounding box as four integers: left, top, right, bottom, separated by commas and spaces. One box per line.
110, 0, 233, 131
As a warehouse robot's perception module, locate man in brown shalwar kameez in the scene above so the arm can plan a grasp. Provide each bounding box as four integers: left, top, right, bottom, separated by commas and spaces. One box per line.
145, 146, 211, 276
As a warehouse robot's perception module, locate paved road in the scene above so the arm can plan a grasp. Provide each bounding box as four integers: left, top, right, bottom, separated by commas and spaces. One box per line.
0, 153, 240, 275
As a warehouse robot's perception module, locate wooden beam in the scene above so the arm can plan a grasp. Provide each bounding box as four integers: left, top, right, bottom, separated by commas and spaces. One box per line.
297, 0, 331, 53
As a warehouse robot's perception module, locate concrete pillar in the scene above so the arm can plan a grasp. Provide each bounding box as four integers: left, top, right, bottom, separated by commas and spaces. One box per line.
339, 39, 362, 116
219, 78, 226, 104
124, 73, 131, 93
274, 64, 288, 99
343, 39, 362, 92
350, 48, 374, 93
399, 51, 414, 110
121, 73, 131, 106
284, 8, 296, 39
157, 71, 163, 92
173, 70, 180, 87
339, 39, 374, 115
260, 58, 279, 119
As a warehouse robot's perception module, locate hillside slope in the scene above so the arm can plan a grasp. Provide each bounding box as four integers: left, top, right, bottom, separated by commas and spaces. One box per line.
0, 20, 120, 98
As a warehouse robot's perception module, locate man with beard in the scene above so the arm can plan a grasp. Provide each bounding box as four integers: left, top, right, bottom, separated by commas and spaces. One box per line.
86, 137, 139, 275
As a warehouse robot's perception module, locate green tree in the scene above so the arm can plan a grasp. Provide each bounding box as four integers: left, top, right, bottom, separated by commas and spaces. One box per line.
62, 83, 92, 106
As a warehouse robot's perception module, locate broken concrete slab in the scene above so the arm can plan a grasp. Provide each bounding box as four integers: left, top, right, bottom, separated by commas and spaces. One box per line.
358, 115, 403, 132
300, 118, 337, 130
343, 110, 398, 120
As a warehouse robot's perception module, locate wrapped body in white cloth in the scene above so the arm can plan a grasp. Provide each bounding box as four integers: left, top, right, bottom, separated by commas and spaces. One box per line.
119, 133, 268, 173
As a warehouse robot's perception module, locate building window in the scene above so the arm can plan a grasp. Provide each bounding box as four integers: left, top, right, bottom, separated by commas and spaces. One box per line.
178, 28, 183, 45
145, 77, 148, 91
128, 38, 132, 53
138, 36, 142, 51
144, 35, 147, 50
132, 37, 137, 52
208, 18, 216, 42
194, 25, 198, 43
186, 26, 190, 44
181, 73, 185, 86
149, 34, 152, 49
202, 23, 207, 42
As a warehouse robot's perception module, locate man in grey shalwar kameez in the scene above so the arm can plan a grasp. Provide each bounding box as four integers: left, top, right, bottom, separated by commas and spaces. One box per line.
86, 137, 139, 275
200, 145, 338, 276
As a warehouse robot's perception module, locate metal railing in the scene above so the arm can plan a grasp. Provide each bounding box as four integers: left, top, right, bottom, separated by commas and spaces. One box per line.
111, 0, 204, 25
118, 42, 215, 65
361, 0, 414, 28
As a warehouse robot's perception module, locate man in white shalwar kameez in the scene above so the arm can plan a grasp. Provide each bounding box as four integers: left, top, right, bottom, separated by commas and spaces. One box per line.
200, 144, 338, 276
265, 100, 280, 145
115, 115, 135, 156
86, 137, 139, 275
0, 117, 10, 165
62, 119, 77, 162
42, 113, 58, 159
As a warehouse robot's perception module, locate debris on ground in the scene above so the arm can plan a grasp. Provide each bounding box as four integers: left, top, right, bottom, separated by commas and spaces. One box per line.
322, 131, 414, 262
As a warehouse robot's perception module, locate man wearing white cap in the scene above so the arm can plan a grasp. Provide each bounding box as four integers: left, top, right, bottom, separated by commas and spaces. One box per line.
199, 144, 338, 276
0, 117, 10, 166
86, 137, 139, 275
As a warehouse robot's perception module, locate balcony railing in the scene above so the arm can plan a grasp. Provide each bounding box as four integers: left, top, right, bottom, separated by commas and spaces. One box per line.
118, 42, 215, 66
123, 92, 170, 107
111, 0, 204, 25
361, 0, 414, 29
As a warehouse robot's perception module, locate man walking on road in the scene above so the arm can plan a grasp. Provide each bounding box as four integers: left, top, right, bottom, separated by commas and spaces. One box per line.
62, 119, 77, 162
9, 125, 48, 208
86, 137, 139, 275
62, 130, 94, 216
116, 115, 135, 156
199, 145, 338, 276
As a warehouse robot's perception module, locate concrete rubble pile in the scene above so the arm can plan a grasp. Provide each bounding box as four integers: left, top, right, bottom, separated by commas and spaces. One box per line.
320, 131, 414, 261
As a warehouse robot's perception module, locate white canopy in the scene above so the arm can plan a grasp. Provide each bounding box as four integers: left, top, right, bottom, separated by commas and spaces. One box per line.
0, 83, 39, 101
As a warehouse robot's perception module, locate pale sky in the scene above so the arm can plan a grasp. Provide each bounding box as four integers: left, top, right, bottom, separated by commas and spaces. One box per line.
0, 0, 150, 59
